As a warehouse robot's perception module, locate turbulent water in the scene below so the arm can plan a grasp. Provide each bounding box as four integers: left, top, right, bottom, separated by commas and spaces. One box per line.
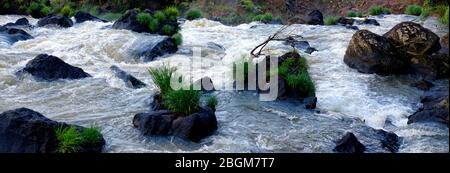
0, 14, 448, 153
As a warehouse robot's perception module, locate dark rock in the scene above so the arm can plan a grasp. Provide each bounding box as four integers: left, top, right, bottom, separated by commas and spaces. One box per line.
376, 130, 401, 153
304, 97, 317, 109
441, 33, 448, 51
3, 18, 32, 28
408, 89, 449, 126
171, 107, 218, 142
0, 108, 105, 153
344, 30, 408, 75
346, 25, 359, 30
112, 10, 147, 33
411, 80, 434, 91
333, 132, 366, 153
18, 54, 91, 81
305, 47, 318, 54
410, 52, 449, 80
384, 22, 441, 56
150, 93, 165, 111
283, 39, 317, 54
337, 17, 355, 25
194, 77, 215, 92
74, 12, 107, 23
37, 15, 73, 28
133, 107, 218, 142
357, 19, 380, 26
306, 10, 324, 25
206, 42, 226, 53
110, 65, 146, 89
133, 110, 175, 136
130, 36, 178, 62
0, 27, 33, 45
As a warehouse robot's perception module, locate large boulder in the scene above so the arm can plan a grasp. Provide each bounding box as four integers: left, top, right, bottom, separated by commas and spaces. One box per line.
18, 54, 91, 81
384, 22, 441, 56
284, 38, 318, 54
344, 30, 408, 75
337, 17, 355, 26
129, 36, 178, 62
112, 9, 150, 33
306, 10, 324, 25
0, 108, 105, 153
110, 65, 146, 89
333, 132, 366, 153
74, 12, 107, 23
37, 15, 73, 28
3, 18, 33, 28
133, 107, 217, 142
0, 27, 33, 45
376, 130, 401, 153
408, 89, 449, 127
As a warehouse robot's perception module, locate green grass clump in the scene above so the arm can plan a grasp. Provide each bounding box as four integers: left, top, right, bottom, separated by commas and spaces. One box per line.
421, 7, 431, 19
164, 6, 180, 21
98, 12, 122, 21
55, 126, 81, 153
286, 71, 315, 97
148, 18, 160, 32
252, 12, 273, 23
165, 88, 200, 116
186, 9, 202, 20
172, 32, 183, 46
40, 6, 51, 16
442, 6, 449, 25
207, 96, 218, 110
148, 65, 177, 96
162, 25, 174, 35
368, 5, 391, 16
347, 11, 363, 17
60, 5, 74, 17
154, 11, 166, 21
241, 0, 255, 11
405, 5, 423, 16
278, 56, 315, 98
80, 125, 102, 145
26, 2, 40, 14
137, 12, 152, 26
324, 16, 339, 25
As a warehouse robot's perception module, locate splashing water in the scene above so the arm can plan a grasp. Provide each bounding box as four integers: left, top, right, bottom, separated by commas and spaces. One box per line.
0, 15, 448, 153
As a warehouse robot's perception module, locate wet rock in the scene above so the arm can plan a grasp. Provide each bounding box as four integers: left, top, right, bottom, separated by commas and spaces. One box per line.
129, 36, 178, 62
333, 132, 366, 153
110, 65, 146, 89
133, 110, 175, 136
344, 30, 408, 75
3, 18, 32, 28
306, 10, 324, 25
194, 77, 215, 92
133, 107, 218, 142
206, 42, 226, 53
18, 54, 91, 81
74, 12, 107, 23
410, 52, 449, 80
0, 27, 33, 45
0, 108, 105, 153
408, 88, 449, 126
376, 130, 401, 153
37, 15, 73, 28
112, 9, 148, 33
357, 19, 380, 26
337, 17, 355, 25
384, 22, 441, 56
284, 39, 318, 54
441, 33, 448, 51
150, 93, 165, 111
346, 25, 359, 30
304, 97, 317, 109
411, 80, 434, 91
305, 47, 318, 54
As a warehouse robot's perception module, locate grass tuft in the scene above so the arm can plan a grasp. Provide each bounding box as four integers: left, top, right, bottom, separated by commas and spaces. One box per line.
324, 16, 339, 25
405, 5, 423, 16
186, 9, 202, 20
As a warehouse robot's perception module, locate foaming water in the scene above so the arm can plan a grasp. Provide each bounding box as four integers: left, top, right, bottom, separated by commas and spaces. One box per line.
0, 15, 448, 153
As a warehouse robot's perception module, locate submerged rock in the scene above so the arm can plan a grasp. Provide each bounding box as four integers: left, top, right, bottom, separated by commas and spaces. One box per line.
0, 27, 33, 45
129, 36, 178, 62
74, 12, 107, 23
333, 132, 366, 153
3, 18, 32, 28
306, 10, 324, 25
408, 88, 449, 127
0, 108, 105, 153
337, 17, 355, 25
344, 30, 408, 75
356, 19, 380, 26
133, 107, 217, 142
37, 15, 73, 28
110, 65, 146, 89
411, 80, 434, 91
18, 54, 91, 81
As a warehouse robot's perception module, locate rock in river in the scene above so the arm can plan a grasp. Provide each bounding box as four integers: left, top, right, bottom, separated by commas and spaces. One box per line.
306, 10, 324, 25
128, 36, 178, 62
333, 132, 366, 153
0, 108, 105, 153
0, 26, 33, 45
110, 65, 146, 89
18, 54, 91, 81
37, 15, 73, 28
74, 12, 107, 23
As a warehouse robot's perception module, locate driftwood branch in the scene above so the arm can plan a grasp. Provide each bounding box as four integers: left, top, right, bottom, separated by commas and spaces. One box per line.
250, 25, 301, 57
